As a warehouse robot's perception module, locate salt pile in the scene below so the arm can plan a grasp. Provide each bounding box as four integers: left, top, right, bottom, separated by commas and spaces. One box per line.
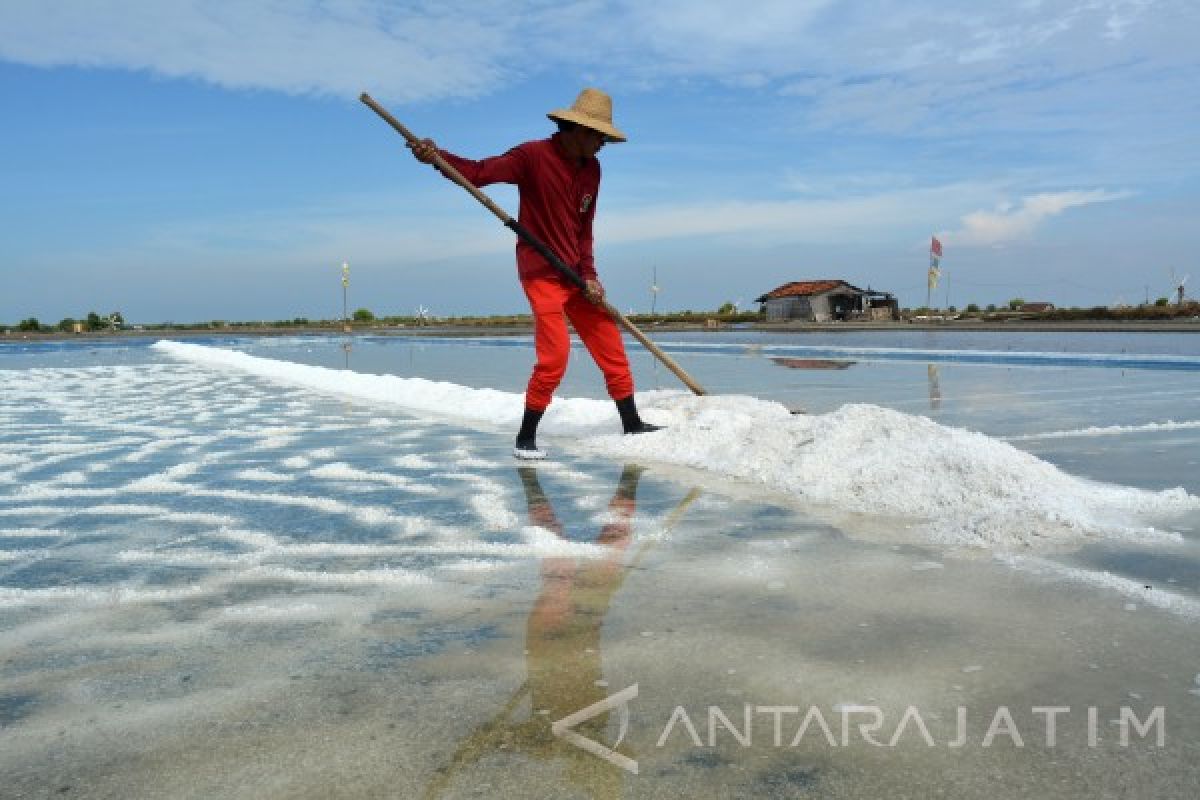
154, 341, 1199, 550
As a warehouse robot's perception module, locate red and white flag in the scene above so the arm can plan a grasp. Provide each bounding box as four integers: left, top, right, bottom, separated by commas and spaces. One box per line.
928, 235, 943, 290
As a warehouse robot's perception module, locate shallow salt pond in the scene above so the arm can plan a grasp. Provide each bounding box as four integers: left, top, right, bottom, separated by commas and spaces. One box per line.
2, 332, 1199, 798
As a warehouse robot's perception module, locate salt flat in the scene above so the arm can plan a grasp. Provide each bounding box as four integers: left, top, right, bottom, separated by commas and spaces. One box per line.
1, 333, 1198, 798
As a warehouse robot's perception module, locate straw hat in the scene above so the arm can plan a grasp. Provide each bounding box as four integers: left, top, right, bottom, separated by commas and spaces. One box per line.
547, 88, 627, 143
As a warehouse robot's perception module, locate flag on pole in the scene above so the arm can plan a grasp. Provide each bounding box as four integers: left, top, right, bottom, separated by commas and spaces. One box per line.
927, 236, 942, 290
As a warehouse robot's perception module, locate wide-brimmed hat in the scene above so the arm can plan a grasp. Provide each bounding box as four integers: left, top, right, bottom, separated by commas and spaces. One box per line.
547, 88, 627, 143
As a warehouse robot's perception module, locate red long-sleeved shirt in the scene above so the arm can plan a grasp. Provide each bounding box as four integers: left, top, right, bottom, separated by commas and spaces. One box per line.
438, 133, 600, 283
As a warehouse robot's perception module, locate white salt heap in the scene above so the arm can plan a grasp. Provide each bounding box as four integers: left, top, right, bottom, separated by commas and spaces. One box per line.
154, 341, 1199, 550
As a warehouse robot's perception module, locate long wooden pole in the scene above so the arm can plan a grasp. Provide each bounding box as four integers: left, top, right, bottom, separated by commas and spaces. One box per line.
360, 92, 707, 397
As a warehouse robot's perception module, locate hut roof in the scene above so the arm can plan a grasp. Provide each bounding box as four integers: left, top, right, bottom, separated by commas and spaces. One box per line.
755, 280, 863, 303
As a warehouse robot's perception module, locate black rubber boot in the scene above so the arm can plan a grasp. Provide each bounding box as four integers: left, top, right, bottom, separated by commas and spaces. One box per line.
615, 396, 663, 435
514, 408, 547, 460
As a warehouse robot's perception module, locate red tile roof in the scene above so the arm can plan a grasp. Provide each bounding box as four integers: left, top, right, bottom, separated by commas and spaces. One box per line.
759, 280, 854, 300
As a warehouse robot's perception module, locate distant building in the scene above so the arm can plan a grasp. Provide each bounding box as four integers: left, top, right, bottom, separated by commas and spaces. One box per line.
755, 280, 899, 322
1019, 302, 1056, 313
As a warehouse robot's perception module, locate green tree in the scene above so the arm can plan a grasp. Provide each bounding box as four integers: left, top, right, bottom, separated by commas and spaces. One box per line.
717, 301, 735, 314
18, 317, 41, 332
1154, 296, 1170, 307
1008, 298, 1025, 310
57, 317, 77, 332
986, 304, 997, 312
86, 311, 103, 331
966, 303, 980, 313
352, 308, 375, 322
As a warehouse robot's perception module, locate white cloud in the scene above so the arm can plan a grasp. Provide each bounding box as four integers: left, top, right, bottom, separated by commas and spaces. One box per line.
943, 189, 1130, 246
1104, 0, 1157, 39
0, 0, 1186, 105
3, 0, 1183, 153
0, 1, 518, 102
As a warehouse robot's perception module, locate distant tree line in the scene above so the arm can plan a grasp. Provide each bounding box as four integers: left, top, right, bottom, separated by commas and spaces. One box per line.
903, 299, 1199, 320
5, 300, 1198, 334
5, 311, 123, 333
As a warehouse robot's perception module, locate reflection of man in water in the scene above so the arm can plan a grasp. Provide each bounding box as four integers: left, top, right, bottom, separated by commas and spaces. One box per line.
523, 464, 639, 761
422, 465, 643, 799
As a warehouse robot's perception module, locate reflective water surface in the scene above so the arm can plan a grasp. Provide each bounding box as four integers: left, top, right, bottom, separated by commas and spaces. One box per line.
2, 331, 1199, 798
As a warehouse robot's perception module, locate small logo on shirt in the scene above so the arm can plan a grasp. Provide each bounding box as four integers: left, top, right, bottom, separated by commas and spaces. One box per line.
580, 194, 593, 214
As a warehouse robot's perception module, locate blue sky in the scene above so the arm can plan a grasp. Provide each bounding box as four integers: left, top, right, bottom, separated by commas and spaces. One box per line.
2, 1, 1197, 324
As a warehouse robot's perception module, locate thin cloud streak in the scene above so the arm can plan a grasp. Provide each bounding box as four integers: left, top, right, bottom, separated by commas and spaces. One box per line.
601, 182, 1011, 247
942, 189, 1131, 246
23, 180, 1021, 271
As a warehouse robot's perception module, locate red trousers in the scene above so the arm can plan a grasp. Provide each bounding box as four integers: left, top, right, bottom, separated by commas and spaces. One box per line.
522, 277, 634, 411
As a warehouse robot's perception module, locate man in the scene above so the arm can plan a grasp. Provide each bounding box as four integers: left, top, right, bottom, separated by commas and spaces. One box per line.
408, 88, 661, 460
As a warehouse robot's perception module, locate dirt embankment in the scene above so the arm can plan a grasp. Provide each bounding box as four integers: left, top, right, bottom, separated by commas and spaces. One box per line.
6, 315, 1200, 345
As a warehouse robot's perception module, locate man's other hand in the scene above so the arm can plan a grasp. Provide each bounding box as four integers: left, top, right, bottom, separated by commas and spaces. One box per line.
584, 279, 606, 304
